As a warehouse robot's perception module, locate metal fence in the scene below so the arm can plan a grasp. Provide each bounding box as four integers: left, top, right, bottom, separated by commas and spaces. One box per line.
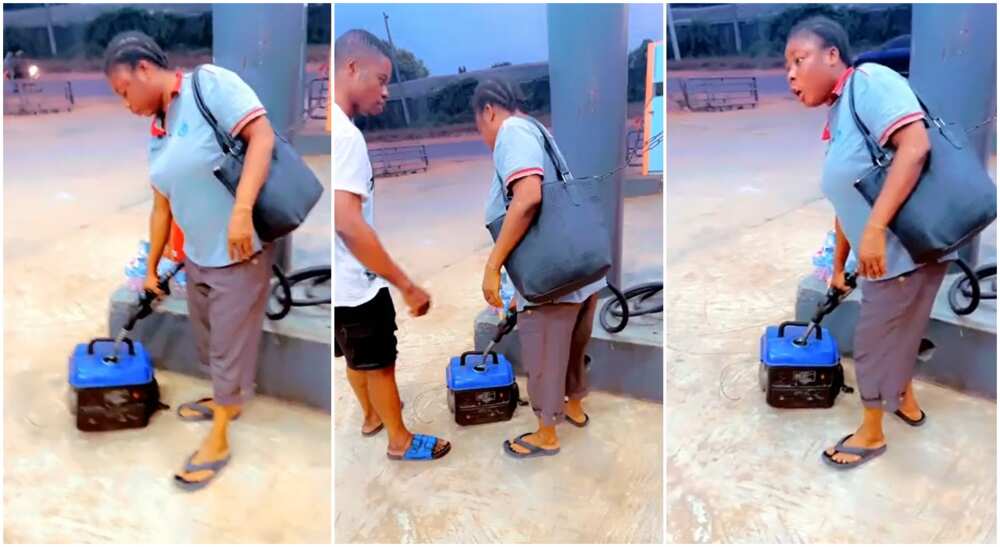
3, 79, 74, 115
369, 145, 430, 177
678, 76, 758, 112
306, 77, 328, 120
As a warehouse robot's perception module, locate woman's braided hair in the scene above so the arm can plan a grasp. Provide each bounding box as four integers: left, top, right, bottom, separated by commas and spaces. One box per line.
470, 78, 525, 114
789, 16, 853, 66
103, 31, 169, 74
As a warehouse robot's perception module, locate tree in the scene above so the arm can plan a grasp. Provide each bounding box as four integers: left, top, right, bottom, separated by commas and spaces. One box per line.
388, 46, 428, 82
627, 39, 652, 102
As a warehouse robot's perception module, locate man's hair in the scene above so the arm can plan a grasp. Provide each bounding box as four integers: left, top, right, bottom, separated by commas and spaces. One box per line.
470, 78, 525, 114
104, 31, 169, 74
335, 29, 392, 69
788, 16, 853, 66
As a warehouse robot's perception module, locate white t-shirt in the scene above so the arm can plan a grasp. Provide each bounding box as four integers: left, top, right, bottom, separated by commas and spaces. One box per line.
333, 103, 388, 307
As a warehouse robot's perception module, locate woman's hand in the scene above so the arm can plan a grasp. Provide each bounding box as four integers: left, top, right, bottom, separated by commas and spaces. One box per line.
143, 271, 164, 298
482, 264, 503, 308
857, 222, 887, 279
228, 206, 255, 262
829, 269, 850, 293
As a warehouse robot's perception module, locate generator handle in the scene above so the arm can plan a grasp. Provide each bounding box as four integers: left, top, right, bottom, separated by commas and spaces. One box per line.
88, 337, 135, 356
461, 351, 498, 367
777, 321, 822, 340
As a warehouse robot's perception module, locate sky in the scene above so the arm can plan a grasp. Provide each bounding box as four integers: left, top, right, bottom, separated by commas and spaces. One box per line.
334, 4, 663, 76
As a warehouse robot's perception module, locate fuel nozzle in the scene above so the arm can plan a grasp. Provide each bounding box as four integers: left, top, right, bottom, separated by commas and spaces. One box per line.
794, 272, 858, 346
110, 262, 185, 361
475, 311, 518, 372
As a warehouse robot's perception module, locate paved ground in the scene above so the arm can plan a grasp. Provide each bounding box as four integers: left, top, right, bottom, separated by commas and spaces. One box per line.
3, 98, 331, 543
334, 157, 664, 543
666, 98, 997, 543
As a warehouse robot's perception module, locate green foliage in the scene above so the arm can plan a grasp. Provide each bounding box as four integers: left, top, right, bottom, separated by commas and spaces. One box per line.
627, 38, 652, 102
675, 5, 912, 59
519, 78, 550, 113
84, 8, 196, 55
427, 77, 479, 123
391, 47, 429, 82
307, 4, 331, 45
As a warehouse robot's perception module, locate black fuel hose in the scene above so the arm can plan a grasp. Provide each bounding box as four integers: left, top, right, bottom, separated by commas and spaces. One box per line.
600, 281, 663, 333
948, 259, 997, 316
266, 264, 332, 320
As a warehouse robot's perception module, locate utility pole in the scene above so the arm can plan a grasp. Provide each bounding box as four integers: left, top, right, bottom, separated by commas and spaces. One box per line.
732, 5, 742, 54
667, 4, 681, 61
45, 4, 58, 57
383, 12, 411, 127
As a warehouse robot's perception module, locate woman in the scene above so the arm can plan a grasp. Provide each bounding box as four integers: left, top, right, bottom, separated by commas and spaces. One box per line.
471, 79, 605, 458
104, 31, 276, 488
784, 17, 951, 469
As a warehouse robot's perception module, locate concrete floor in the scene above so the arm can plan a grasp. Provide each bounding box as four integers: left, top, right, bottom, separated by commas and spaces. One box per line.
334, 157, 663, 543
666, 98, 997, 543
3, 98, 331, 543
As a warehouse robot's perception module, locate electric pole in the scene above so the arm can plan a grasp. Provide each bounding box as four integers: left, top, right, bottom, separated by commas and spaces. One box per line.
383, 12, 411, 126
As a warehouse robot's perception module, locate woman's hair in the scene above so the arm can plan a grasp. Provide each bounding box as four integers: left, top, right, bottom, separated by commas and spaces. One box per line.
103, 31, 169, 74
788, 16, 853, 66
470, 78, 525, 114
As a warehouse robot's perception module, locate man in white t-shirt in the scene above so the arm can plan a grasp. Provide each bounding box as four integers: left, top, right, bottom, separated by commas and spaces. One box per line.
334, 29, 450, 461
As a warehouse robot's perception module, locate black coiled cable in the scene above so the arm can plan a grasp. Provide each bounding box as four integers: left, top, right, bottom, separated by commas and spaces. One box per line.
948, 259, 997, 316
599, 281, 663, 333
266, 264, 332, 320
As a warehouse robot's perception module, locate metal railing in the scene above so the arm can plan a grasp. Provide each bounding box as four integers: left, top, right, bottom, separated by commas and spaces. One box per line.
679, 76, 758, 112
3, 79, 74, 115
306, 77, 328, 120
369, 144, 430, 177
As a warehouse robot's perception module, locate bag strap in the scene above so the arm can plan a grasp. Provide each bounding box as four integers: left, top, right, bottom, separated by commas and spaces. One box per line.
847, 67, 936, 168
191, 65, 238, 155
496, 116, 573, 206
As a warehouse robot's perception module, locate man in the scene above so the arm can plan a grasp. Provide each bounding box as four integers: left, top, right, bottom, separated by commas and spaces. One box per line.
333, 29, 451, 461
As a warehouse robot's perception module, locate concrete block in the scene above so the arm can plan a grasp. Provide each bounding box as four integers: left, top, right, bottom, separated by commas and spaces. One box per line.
109, 286, 331, 411
473, 295, 663, 402
795, 272, 996, 399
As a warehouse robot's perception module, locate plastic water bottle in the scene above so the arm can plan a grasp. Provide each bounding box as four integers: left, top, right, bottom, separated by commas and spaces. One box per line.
498, 269, 515, 316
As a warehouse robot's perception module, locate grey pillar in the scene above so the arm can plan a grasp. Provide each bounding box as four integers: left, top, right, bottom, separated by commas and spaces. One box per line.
547, 4, 629, 288
910, 4, 997, 268
213, 4, 308, 271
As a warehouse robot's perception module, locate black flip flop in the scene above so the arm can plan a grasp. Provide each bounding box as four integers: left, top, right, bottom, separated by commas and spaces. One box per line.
503, 433, 560, 459
565, 413, 590, 428
894, 409, 927, 427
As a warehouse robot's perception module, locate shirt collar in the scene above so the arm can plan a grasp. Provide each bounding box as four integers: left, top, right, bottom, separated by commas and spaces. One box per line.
828, 67, 854, 104
150, 71, 184, 138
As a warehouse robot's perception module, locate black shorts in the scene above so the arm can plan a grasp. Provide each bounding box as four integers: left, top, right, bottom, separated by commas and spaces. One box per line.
334, 287, 398, 371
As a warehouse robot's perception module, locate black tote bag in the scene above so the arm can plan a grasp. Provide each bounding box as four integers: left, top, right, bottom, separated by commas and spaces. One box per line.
486, 116, 611, 304
192, 66, 324, 242
848, 71, 997, 264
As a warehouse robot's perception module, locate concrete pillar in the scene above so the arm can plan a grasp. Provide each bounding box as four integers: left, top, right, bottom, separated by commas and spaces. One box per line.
547, 4, 629, 288
212, 4, 308, 270
910, 3, 997, 267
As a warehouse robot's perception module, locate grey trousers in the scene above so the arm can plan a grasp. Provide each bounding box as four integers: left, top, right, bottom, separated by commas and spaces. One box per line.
518, 294, 597, 426
854, 261, 948, 412
185, 245, 274, 406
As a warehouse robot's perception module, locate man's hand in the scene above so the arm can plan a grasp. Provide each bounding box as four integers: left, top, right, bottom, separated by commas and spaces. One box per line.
228, 207, 255, 262
857, 223, 887, 279
482, 265, 502, 308
401, 283, 431, 317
